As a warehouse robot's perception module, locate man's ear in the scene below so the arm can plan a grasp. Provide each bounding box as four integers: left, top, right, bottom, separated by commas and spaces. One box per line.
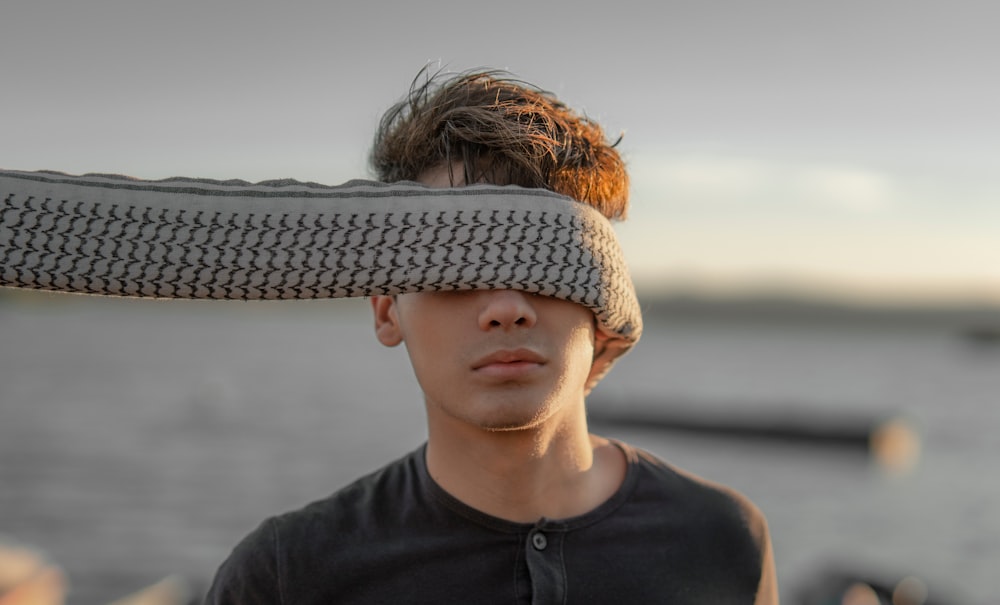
584, 322, 614, 396
371, 295, 404, 347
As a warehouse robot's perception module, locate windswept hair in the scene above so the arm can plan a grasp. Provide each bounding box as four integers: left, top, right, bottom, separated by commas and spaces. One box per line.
369, 68, 629, 220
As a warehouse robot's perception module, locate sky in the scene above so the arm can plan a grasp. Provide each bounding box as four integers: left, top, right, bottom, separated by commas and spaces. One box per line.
2, 0, 998, 307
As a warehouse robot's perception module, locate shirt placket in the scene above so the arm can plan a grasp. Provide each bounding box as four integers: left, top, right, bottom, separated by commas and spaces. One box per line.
524, 520, 566, 604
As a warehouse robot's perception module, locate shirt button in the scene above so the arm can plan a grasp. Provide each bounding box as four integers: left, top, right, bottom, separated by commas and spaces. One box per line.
531, 532, 548, 550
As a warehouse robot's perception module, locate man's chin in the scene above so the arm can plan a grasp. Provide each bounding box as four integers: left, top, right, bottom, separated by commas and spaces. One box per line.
480, 419, 544, 432
430, 388, 579, 433
470, 401, 560, 432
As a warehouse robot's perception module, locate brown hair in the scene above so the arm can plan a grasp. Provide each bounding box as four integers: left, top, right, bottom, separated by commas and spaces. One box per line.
369, 68, 629, 220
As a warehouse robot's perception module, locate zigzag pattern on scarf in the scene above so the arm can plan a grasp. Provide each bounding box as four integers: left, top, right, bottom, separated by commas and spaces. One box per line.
1, 169, 642, 384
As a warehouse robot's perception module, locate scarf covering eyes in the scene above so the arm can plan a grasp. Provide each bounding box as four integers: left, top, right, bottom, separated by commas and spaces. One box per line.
1, 169, 642, 387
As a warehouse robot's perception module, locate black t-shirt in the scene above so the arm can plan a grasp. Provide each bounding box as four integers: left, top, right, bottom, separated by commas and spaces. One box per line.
205, 441, 778, 604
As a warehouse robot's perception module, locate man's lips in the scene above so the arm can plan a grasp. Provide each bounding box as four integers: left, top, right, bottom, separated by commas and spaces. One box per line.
471, 349, 546, 377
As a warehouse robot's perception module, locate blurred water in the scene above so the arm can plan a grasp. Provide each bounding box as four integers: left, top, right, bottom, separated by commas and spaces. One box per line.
1, 293, 998, 604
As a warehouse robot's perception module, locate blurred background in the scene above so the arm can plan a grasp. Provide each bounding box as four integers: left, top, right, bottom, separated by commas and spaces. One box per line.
2, 1, 998, 603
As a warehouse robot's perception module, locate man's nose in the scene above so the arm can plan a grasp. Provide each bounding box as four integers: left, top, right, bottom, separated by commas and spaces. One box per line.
477, 290, 537, 331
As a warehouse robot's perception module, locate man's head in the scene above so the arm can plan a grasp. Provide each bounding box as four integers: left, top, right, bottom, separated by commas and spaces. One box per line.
370, 68, 629, 220
368, 68, 637, 414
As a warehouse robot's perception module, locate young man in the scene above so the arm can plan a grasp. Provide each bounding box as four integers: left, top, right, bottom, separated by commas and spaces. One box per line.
205, 70, 778, 604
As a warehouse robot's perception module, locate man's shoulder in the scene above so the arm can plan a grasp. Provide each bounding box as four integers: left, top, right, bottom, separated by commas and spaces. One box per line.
205, 447, 427, 603
618, 441, 769, 538
273, 446, 425, 533
609, 441, 776, 601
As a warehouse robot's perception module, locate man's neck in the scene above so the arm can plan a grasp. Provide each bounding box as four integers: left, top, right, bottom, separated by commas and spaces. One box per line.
424, 406, 626, 523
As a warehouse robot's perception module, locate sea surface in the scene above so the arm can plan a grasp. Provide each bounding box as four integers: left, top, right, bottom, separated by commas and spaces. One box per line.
1, 292, 998, 604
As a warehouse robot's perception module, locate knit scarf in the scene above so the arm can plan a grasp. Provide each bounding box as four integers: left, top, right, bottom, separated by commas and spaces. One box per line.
1, 169, 641, 385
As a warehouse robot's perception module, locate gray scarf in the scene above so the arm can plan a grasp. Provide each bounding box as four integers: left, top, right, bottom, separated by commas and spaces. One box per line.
1, 169, 642, 386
